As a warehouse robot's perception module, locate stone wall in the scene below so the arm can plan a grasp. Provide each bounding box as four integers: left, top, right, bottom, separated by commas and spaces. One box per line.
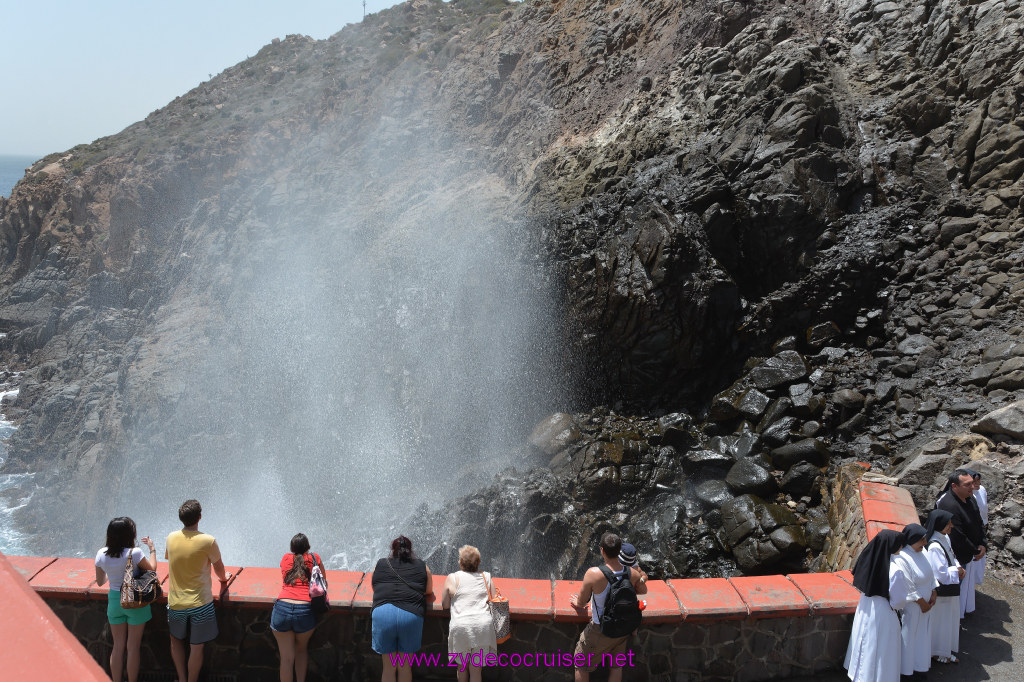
4, 475, 928, 681
820, 462, 917, 572
41, 598, 852, 682
821, 462, 870, 572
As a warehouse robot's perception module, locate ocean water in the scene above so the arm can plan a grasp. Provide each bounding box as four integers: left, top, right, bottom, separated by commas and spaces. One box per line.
0, 155, 39, 198
0, 369, 35, 555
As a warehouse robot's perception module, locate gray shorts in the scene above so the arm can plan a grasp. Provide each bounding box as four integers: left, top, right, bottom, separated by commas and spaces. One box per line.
168, 601, 219, 644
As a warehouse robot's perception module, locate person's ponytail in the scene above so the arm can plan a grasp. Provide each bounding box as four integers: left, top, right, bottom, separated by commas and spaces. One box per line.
285, 533, 312, 585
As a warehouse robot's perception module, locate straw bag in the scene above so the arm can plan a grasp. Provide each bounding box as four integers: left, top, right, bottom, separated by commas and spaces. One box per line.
120, 553, 161, 609
484, 573, 511, 644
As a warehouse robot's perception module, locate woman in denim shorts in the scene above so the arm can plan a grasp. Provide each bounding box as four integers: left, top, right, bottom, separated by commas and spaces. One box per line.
371, 535, 433, 682
271, 533, 324, 682
94, 516, 158, 682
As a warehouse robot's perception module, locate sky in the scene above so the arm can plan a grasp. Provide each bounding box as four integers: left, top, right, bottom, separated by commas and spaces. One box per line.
0, 0, 404, 158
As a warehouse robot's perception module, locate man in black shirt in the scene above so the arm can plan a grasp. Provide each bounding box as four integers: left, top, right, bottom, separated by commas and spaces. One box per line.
936, 469, 986, 617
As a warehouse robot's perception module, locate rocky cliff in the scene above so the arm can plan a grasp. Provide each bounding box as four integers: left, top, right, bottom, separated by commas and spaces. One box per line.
1, 0, 1023, 578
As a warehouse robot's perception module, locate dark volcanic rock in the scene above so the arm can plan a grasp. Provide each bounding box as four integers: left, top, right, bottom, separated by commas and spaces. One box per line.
3, 0, 1024, 585
726, 458, 777, 497
695, 479, 735, 509
780, 462, 822, 499
748, 351, 810, 390
771, 438, 829, 470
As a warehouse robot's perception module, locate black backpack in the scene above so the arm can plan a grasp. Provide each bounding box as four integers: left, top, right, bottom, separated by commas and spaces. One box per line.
597, 566, 642, 637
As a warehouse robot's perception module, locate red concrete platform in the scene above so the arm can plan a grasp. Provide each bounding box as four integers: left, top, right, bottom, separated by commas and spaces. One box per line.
0, 553, 109, 680
866, 520, 908, 541
835, 569, 855, 585
211, 565, 242, 602
219, 566, 279, 606
325, 570, 364, 610
424, 573, 446, 616
668, 578, 746, 621
639, 580, 684, 624
729, 575, 810, 618
491, 577, 553, 621
29, 558, 98, 599
859, 480, 914, 506
4, 554, 56, 581
553, 579, 590, 623
352, 571, 374, 612
787, 573, 859, 615
861, 498, 920, 526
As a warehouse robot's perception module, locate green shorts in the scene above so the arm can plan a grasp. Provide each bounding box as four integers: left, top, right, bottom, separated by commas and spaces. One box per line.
107, 589, 153, 626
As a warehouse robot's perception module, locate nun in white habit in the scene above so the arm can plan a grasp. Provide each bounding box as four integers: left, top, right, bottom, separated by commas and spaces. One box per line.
844, 529, 908, 682
925, 509, 963, 664
968, 469, 988, 584
894, 523, 939, 677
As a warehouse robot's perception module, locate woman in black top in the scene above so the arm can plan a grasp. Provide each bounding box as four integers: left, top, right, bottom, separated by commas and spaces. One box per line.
371, 536, 433, 682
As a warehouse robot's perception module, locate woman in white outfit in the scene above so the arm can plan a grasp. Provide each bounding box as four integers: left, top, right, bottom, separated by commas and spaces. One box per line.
925, 509, 964, 664
844, 529, 908, 682
894, 524, 939, 677
442, 545, 497, 682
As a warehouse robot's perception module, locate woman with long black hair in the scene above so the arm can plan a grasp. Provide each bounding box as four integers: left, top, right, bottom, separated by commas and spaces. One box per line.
271, 533, 325, 682
93, 516, 157, 682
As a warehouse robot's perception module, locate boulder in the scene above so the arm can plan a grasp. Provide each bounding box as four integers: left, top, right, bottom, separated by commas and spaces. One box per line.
833, 389, 866, 409
721, 494, 762, 546
710, 381, 747, 421
780, 461, 821, 498
762, 416, 798, 446
694, 479, 734, 509
748, 351, 809, 390
529, 413, 581, 456
770, 438, 829, 470
987, 371, 1024, 391
804, 518, 830, 552
758, 502, 799, 533
733, 536, 783, 572
769, 525, 807, 556
682, 448, 734, 471
894, 453, 954, 487
726, 459, 777, 497
735, 388, 771, 420
789, 384, 825, 417
971, 401, 1024, 441
897, 334, 935, 355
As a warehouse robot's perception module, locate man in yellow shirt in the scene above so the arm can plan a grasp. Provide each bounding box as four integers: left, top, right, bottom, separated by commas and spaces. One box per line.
165, 499, 231, 682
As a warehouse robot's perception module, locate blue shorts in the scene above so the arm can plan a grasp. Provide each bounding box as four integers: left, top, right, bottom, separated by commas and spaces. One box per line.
271, 600, 316, 634
168, 601, 219, 644
371, 603, 423, 654
106, 590, 152, 626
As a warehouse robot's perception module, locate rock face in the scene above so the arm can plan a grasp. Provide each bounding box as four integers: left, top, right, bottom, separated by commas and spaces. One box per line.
2, 0, 1024, 580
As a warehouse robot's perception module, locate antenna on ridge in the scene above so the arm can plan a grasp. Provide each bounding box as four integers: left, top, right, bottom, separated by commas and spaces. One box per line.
363, 0, 367, 18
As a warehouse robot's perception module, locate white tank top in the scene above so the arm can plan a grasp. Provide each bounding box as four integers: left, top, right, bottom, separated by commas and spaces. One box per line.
591, 564, 630, 625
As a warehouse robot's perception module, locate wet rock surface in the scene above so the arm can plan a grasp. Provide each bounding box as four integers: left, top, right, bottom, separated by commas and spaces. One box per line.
1, 0, 1024, 580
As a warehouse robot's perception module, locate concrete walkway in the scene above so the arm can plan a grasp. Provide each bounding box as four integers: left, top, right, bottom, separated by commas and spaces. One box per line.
783, 577, 1022, 681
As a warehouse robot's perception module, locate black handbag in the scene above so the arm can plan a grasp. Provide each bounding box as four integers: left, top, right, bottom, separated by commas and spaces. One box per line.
120, 554, 162, 609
